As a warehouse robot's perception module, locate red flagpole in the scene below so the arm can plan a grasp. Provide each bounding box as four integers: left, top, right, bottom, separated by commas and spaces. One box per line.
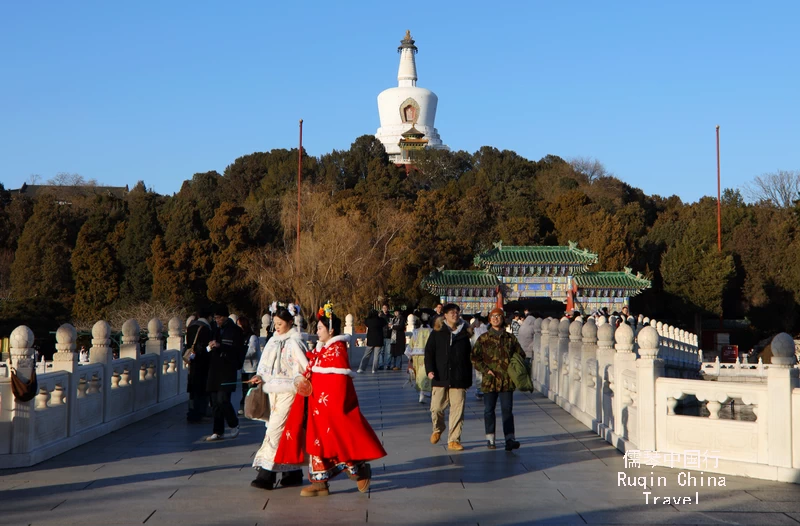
716, 125, 721, 252
297, 119, 303, 268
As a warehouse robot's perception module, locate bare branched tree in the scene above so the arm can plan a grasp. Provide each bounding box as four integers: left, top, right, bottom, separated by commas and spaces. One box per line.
246, 188, 412, 320
569, 156, 611, 183
74, 301, 188, 332
27, 174, 41, 185
46, 172, 98, 187
742, 170, 800, 208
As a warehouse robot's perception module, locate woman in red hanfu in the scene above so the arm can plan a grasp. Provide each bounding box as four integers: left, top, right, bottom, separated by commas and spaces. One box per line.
300, 311, 387, 497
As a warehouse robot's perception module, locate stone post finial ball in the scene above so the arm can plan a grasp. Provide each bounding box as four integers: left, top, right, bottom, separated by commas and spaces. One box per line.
558, 318, 571, 336
614, 321, 635, 345
345, 314, 354, 324
407, 314, 416, 323
10, 325, 35, 349
771, 333, 797, 366
261, 314, 271, 326
549, 318, 560, 333
582, 319, 598, 340
532, 318, 542, 331
56, 324, 77, 344
597, 322, 614, 342
92, 320, 111, 340
638, 326, 660, 350
569, 319, 583, 337
147, 318, 163, 337
122, 319, 140, 338
168, 317, 182, 336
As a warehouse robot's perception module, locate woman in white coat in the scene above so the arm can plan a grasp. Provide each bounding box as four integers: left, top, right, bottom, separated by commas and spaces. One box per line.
249, 308, 309, 490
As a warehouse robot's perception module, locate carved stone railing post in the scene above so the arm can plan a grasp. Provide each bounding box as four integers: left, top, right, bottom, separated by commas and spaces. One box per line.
89, 321, 113, 423
557, 318, 570, 407
567, 318, 583, 410
767, 333, 798, 468
547, 318, 559, 401
636, 326, 663, 451
118, 319, 141, 400
344, 314, 354, 335
613, 323, 636, 446
597, 323, 616, 436
539, 317, 551, 394
167, 317, 184, 353
581, 319, 598, 418
9, 326, 36, 454
51, 324, 79, 435
532, 318, 543, 389
146, 318, 164, 356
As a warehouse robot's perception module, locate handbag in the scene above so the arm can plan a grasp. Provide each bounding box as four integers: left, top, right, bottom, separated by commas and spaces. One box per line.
244, 386, 270, 420
10, 367, 38, 402
183, 325, 202, 365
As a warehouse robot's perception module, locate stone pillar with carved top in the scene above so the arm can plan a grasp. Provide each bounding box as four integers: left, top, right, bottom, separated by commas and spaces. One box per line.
557, 318, 571, 409
89, 321, 114, 423
636, 326, 663, 451
767, 333, 798, 472
613, 322, 637, 447
532, 318, 543, 389
567, 318, 583, 410
51, 324, 79, 435
10, 326, 36, 453
260, 314, 272, 349
596, 322, 616, 436
146, 318, 164, 356
581, 318, 598, 419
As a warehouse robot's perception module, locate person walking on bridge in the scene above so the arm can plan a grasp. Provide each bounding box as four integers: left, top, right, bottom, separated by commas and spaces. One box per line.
249, 308, 309, 490
425, 303, 473, 451
471, 307, 524, 451
301, 311, 386, 497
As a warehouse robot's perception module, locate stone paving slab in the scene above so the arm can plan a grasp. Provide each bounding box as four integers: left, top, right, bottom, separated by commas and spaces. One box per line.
3, 370, 800, 525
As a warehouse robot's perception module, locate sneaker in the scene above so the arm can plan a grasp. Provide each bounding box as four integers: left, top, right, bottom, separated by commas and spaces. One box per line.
505, 439, 520, 451
205, 433, 224, 442
447, 441, 464, 451
392, 367, 400, 371
371, 370, 377, 374
357, 369, 364, 374
237, 409, 244, 415
487, 440, 496, 450
418, 392, 425, 404
226, 427, 240, 439
430, 431, 441, 444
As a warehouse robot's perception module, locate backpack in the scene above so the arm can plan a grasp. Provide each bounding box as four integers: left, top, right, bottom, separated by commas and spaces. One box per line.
508, 351, 533, 392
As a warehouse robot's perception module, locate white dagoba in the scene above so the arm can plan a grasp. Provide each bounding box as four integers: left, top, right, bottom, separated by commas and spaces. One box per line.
376, 31, 445, 164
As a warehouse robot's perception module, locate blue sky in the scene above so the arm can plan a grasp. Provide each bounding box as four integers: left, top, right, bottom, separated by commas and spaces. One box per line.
1, 1, 797, 202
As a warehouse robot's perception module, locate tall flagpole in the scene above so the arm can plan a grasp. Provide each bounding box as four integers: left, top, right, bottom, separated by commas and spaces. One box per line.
297, 119, 303, 269
716, 125, 721, 252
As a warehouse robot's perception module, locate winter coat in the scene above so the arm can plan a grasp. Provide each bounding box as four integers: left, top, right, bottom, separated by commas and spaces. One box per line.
242, 334, 260, 374
206, 318, 245, 393
424, 320, 473, 389
257, 328, 308, 393
517, 316, 536, 355
379, 311, 392, 339
364, 316, 388, 347
186, 319, 212, 394
471, 328, 526, 393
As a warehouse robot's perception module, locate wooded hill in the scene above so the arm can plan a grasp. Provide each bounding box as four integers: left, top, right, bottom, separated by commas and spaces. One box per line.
1, 136, 798, 343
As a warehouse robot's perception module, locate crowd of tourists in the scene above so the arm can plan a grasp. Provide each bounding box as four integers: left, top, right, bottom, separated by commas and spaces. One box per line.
185, 298, 628, 498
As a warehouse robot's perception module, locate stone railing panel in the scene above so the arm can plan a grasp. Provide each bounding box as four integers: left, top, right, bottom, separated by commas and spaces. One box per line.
158, 350, 180, 402
32, 371, 70, 450
108, 358, 136, 421
135, 354, 159, 411
73, 364, 104, 435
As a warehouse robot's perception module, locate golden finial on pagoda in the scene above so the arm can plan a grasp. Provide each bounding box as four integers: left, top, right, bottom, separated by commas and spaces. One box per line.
404, 29, 411, 40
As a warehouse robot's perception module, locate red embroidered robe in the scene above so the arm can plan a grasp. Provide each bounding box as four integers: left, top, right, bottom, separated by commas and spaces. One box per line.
305, 335, 387, 462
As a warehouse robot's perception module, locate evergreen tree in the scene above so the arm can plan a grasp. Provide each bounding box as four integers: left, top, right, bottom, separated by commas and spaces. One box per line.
9, 198, 81, 309
118, 182, 162, 303
206, 202, 251, 309
71, 199, 125, 321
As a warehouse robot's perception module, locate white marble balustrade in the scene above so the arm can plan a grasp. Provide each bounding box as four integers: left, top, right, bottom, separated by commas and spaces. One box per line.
0, 317, 189, 469
530, 316, 800, 483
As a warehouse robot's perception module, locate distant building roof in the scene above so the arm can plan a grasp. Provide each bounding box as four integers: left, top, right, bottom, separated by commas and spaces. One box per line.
9, 183, 129, 199
474, 241, 599, 271
421, 269, 500, 296
574, 269, 652, 293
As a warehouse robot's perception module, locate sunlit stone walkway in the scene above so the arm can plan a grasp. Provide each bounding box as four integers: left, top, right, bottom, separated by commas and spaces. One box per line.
2, 371, 800, 526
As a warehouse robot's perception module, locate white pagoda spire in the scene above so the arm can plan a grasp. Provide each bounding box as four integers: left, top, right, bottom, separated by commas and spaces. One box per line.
397, 30, 418, 87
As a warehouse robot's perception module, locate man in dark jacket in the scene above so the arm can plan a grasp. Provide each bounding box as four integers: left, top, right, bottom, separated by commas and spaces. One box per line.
206, 304, 245, 441
185, 308, 213, 423
359, 310, 388, 373
424, 303, 473, 451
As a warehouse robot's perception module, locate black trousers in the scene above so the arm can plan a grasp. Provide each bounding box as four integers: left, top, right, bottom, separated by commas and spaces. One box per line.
187, 391, 209, 421
211, 390, 239, 435
483, 391, 514, 438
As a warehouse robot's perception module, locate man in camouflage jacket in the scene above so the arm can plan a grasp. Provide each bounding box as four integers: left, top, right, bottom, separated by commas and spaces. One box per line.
471, 307, 525, 451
